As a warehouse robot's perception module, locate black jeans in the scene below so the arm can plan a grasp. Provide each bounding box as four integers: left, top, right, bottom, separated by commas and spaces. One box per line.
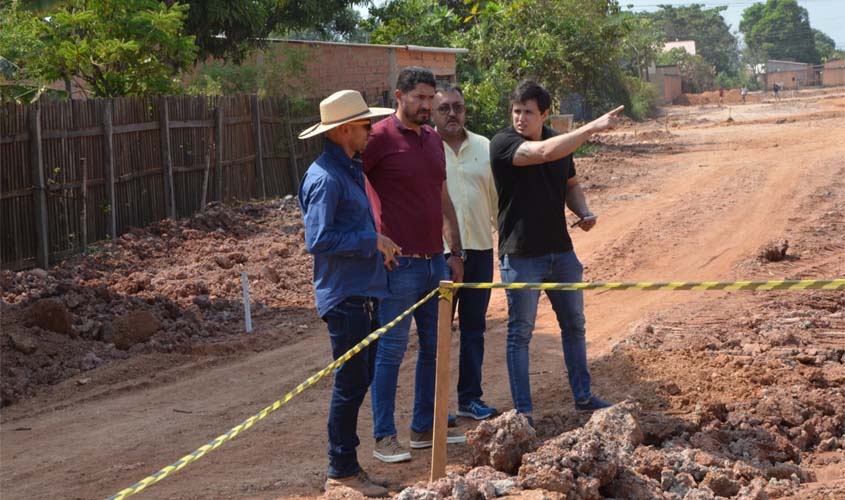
447, 249, 494, 405
323, 296, 379, 478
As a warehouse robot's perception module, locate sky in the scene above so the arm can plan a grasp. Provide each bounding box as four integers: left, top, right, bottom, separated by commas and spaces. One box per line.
620, 0, 845, 48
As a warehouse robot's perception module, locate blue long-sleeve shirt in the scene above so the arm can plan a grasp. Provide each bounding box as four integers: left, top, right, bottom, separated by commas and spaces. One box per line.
298, 140, 388, 317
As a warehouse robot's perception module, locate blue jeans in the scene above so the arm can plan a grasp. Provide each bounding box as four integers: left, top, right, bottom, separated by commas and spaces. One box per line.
447, 249, 494, 406
499, 251, 592, 414
324, 297, 380, 478
371, 254, 448, 438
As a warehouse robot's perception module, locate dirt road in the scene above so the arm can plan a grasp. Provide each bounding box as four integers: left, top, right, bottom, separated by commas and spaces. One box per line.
2, 90, 844, 500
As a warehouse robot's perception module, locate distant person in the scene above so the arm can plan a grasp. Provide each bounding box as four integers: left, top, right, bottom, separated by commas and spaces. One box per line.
490, 80, 623, 424
298, 90, 400, 496
718, 87, 724, 106
773, 82, 780, 101
363, 66, 467, 463
741, 86, 748, 104
431, 83, 499, 421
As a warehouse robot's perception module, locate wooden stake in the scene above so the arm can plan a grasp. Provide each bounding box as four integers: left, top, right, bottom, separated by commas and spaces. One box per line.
29, 104, 49, 269
251, 94, 266, 199
430, 280, 454, 481
159, 96, 176, 219
102, 100, 117, 240
200, 152, 211, 212
80, 157, 88, 254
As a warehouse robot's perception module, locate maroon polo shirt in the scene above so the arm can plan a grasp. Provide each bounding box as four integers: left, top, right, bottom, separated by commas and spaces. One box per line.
363, 114, 446, 255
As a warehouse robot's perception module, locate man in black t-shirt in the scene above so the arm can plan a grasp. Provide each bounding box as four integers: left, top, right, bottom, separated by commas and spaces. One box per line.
489, 80, 623, 420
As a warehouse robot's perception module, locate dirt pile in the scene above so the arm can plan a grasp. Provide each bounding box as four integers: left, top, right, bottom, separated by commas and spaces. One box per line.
393, 395, 835, 499
0, 199, 314, 406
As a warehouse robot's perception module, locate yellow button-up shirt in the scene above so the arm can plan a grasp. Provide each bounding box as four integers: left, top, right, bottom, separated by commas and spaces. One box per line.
441, 128, 498, 251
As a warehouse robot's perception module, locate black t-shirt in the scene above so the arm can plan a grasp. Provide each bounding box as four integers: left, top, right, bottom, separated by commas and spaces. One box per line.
490, 125, 576, 256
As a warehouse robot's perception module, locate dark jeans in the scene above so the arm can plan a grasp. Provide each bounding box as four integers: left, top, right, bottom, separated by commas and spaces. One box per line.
324, 296, 380, 479
447, 249, 494, 405
371, 255, 448, 437
499, 251, 592, 414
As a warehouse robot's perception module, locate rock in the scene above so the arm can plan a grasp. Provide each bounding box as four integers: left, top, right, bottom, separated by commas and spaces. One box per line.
683, 487, 715, 500
27, 298, 75, 336
8, 331, 37, 354
110, 310, 162, 350
214, 254, 234, 269
28, 268, 49, 279
818, 437, 839, 451
758, 240, 788, 262
75, 378, 91, 386
518, 402, 642, 495
700, 470, 740, 497
81, 352, 103, 371
193, 295, 212, 309
64, 291, 84, 309
765, 462, 801, 481
228, 252, 248, 264
322, 484, 367, 500
261, 265, 280, 284
395, 486, 442, 500
604, 467, 666, 500
467, 410, 539, 474
736, 477, 768, 500
670, 472, 696, 498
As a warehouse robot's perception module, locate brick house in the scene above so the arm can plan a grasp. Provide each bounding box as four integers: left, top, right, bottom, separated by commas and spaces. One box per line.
258, 39, 468, 105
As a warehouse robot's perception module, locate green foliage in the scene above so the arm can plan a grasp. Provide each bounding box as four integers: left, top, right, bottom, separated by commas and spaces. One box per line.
658, 48, 715, 94
186, 46, 312, 98
363, 0, 461, 46
740, 0, 819, 65
621, 15, 665, 80
813, 29, 838, 62
181, 0, 364, 62
0, 0, 197, 98
625, 74, 658, 120
643, 4, 739, 75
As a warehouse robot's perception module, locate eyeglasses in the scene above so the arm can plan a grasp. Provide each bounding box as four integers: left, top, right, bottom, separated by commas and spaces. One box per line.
435, 103, 466, 115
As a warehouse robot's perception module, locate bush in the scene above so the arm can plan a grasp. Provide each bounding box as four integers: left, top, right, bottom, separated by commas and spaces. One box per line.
627, 76, 658, 120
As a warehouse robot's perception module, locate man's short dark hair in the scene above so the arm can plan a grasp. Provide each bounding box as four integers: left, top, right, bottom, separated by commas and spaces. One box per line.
396, 67, 436, 93
436, 83, 463, 97
511, 80, 552, 113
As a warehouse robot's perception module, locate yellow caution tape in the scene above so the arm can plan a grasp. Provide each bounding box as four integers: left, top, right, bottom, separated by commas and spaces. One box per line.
106, 289, 440, 500
452, 279, 845, 291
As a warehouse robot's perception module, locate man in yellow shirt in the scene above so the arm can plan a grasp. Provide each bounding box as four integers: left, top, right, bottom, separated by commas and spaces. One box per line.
432, 84, 498, 420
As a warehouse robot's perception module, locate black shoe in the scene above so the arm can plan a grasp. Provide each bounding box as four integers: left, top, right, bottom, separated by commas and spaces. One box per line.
575, 396, 613, 412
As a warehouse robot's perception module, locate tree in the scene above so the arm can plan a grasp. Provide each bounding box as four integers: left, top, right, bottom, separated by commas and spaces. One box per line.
643, 4, 739, 76
657, 47, 715, 94
170, 0, 366, 62
740, 0, 819, 65
621, 15, 665, 81
362, 0, 461, 46
813, 29, 838, 62
0, 0, 197, 98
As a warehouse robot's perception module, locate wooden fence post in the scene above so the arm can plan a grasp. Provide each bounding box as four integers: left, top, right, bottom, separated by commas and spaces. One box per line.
159, 96, 176, 218
101, 99, 117, 240
29, 104, 49, 269
431, 280, 454, 481
80, 157, 88, 255
251, 94, 267, 199
215, 98, 224, 202
284, 98, 300, 192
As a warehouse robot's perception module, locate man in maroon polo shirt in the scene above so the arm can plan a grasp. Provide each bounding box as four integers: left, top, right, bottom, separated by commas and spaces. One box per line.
363, 66, 466, 463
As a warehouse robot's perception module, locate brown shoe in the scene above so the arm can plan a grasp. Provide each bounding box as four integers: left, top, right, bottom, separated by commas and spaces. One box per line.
325, 470, 389, 497
409, 428, 466, 449
373, 435, 411, 463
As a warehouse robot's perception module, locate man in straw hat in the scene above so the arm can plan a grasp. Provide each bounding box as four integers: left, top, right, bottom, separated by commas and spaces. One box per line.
298, 90, 401, 496
363, 66, 467, 463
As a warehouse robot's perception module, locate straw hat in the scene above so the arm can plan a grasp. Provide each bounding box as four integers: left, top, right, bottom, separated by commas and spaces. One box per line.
298, 90, 393, 139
